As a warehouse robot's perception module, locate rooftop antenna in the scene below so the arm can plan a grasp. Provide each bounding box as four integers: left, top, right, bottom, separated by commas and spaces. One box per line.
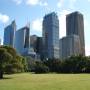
26, 17, 30, 28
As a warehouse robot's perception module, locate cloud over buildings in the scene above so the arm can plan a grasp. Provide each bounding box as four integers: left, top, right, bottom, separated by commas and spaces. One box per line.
0, 13, 10, 24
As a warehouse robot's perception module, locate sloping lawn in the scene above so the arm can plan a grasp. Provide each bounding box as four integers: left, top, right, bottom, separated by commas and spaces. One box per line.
0, 73, 90, 90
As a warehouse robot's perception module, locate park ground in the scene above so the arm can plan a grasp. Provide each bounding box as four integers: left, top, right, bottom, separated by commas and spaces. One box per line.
0, 73, 90, 90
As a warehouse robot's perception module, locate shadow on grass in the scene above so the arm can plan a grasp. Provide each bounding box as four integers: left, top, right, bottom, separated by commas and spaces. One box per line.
0, 77, 12, 80
3, 77, 12, 79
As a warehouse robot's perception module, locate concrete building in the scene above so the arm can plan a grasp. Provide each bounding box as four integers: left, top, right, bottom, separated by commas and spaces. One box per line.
60, 35, 81, 59
66, 11, 85, 55
43, 12, 60, 59
35, 37, 43, 54
15, 25, 30, 55
30, 35, 38, 52
30, 35, 43, 59
4, 20, 16, 47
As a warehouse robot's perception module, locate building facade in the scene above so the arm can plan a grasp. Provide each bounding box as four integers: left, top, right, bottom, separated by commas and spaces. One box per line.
30, 35, 43, 59
60, 35, 81, 59
43, 12, 60, 59
30, 35, 38, 52
4, 20, 16, 47
15, 25, 30, 55
66, 11, 85, 55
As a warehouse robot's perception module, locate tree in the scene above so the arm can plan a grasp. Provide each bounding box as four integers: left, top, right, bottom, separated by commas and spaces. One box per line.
0, 46, 28, 78
34, 61, 49, 74
61, 55, 89, 73
44, 59, 62, 73
0, 48, 12, 79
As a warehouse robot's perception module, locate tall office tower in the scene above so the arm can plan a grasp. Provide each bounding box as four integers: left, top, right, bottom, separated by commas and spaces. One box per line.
4, 20, 16, 47
60, 35, 81, 59
15, 25, 30, 55
43, 12, 60, 59
66, 11, 85, 55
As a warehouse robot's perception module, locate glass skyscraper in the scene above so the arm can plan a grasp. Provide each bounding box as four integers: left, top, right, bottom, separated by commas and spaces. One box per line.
15, 25, 30, 55
4, 20, 16, 47
43, 12, 60, 59
66, 11, 85, 55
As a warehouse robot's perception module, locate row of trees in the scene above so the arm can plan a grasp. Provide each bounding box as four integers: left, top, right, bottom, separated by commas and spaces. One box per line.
27, 55, 90, 74
1, 45, 90, 78
0, 46, 27, 79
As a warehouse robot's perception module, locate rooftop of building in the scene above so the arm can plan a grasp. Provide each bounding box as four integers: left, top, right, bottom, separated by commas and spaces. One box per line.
44, 12, 58, 19
66, 11, 83, 17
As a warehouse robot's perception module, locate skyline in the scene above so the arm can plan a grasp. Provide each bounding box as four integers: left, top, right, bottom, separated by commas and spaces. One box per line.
0, 0, 90, 56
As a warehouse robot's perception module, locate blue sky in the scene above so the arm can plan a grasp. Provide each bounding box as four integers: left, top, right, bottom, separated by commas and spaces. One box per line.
0, 0, 90, 55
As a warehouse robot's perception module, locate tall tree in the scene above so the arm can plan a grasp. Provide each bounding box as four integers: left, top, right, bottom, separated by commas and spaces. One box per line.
0, 48, 12, 79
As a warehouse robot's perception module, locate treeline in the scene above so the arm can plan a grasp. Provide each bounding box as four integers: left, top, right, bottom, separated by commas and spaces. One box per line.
27, 55, 90, 74
0, 46, 27, 79
1, 45, 90, 79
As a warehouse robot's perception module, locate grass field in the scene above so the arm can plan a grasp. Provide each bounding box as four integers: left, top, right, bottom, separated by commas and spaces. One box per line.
0, 73, 90, 90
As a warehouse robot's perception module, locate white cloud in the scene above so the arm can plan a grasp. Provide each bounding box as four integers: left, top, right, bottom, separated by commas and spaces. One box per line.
88, 0, 90, 2
31, 18, 42, 32
57, 0, 77, 9
26, 0, 48, 6
58, 10, 70, 38
0, 13, 10, 24
57, 0, 64, 8
84, 19, 90, 56
13, 0, 22, 5
84, 19, 89, 30
26, 0, 39, 5
85, 45, 90, 56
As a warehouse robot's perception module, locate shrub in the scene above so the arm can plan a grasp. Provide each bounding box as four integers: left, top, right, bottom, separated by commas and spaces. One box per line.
34, 61, 49, 74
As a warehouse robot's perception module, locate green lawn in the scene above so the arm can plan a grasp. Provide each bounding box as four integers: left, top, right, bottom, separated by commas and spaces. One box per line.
0, 73, 90, 90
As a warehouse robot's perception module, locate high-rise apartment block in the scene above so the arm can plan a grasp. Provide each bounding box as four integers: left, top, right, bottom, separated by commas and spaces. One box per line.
60, 11, 85, 59
66, 11, 85, 55
43, 12, 60, 59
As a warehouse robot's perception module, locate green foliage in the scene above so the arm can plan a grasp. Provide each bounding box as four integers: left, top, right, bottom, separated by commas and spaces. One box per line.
0, 45, 28, 78
0, 48, 13, 78
44, 59, 62, 73
25, 56, 36, 72
43, 55, 90, 73
61, 55, 90, 73
34, 61, 49, 74
25, 55, 90, 74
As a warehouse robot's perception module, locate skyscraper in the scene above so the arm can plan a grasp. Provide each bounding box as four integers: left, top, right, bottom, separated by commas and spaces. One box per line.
15, 25, 30, 55
43, 12, 60, 59
66, 11, 85, 55
4, 20, 16, 47
60, 35, 81, 59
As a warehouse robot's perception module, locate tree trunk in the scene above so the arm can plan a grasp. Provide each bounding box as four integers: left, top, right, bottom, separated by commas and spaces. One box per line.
0, 70, 3, 79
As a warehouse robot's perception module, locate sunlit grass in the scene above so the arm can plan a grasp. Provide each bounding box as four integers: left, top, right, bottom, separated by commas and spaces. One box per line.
0, 73, 90, 90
